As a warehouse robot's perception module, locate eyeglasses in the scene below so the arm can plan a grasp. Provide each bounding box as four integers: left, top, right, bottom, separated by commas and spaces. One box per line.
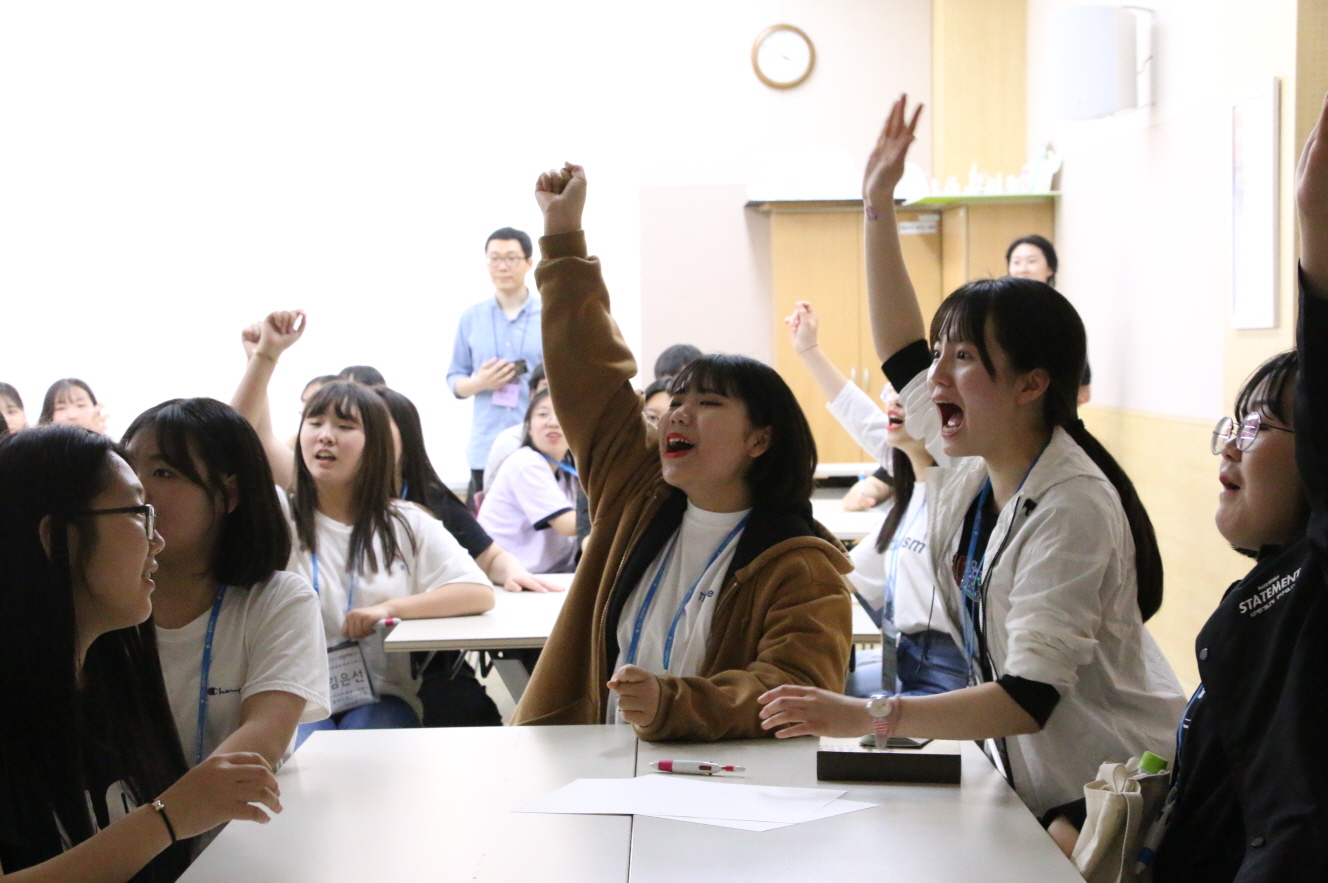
486, 254, 527, 266
67, 504, 156, 540
1211, 413, 1294, 454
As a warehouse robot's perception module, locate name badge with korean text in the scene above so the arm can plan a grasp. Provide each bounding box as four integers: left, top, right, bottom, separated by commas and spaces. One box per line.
327, 640, 376, 715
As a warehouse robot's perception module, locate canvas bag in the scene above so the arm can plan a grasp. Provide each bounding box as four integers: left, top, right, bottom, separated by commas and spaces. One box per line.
1071, 759, 1169, 883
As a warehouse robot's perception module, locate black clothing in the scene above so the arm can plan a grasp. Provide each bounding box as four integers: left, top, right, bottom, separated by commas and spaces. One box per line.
415, 484, 502, 727
424, 484, 494, 559
0, 735, 189, 881
1154, 280, 1328, 883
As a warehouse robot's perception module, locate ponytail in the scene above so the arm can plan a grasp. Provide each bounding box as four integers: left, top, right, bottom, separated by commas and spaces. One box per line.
932, 277, 1163, 622
874, 448, 915, 554
1064, 420, 1163, 621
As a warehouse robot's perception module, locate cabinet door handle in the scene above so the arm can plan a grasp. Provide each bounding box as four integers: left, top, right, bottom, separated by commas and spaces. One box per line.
850, 367, 858, 385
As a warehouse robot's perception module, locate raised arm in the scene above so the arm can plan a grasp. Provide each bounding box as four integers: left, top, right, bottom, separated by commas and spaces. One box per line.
230, 311, 304, 489
1299, 92, 1328, 301
785, 302, 851, 401
532, 164, 660, 520
864, 95, 928, 364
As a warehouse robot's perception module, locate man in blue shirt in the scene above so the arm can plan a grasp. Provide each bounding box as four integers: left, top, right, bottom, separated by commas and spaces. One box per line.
448, 227, 545, 502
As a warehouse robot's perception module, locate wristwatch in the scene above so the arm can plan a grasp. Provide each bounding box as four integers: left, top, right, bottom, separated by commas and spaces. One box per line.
866, 692, 900, 743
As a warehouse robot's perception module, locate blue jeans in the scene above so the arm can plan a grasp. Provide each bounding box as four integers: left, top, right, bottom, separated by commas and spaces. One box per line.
295, 695, 420, 750
847, 630, 969, 697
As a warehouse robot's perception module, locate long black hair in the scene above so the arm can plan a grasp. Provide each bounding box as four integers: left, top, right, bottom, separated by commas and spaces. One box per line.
38, 378, 97, 425
293, 380, 410, 575
669, 354, 818, 512
875, 449, 916, 554
374, 386, 464, 510
122, 398, 291, 586
931, 277, 1163, 621
520, 388, 577, 494
0, 426, 190, 877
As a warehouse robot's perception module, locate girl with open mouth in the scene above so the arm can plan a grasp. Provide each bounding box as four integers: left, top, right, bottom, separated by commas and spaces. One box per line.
512, 163, 853, 740
231, 313, 494, 737
759, 96, 1186, 853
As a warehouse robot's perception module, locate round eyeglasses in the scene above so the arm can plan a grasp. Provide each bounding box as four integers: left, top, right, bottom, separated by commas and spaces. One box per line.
1210, 413, 1294, 455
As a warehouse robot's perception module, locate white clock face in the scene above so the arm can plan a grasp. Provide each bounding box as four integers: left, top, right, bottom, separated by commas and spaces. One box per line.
756, 28, 813, 87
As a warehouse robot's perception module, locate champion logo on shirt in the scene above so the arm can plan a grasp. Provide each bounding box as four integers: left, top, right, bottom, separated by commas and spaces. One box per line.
205, 686, 242, 696
1239, 568, 1301, 618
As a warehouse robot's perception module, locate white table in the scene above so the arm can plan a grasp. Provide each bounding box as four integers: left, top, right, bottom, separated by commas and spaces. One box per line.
180, 726, 636, 883
851, 601, 880, 644
181, 726, 1081, 883
384, 577, 571, 702
811, 497, 882, 543
631, 737, 1082, 883
814, 461, 878, 480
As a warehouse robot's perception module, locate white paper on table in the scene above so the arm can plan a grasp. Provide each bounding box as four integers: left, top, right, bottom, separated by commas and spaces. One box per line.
515, 775, 846, 823
649, 798, 878, 832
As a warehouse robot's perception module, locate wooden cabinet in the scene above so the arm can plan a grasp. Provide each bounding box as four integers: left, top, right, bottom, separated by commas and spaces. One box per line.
750, 196, 1055, 465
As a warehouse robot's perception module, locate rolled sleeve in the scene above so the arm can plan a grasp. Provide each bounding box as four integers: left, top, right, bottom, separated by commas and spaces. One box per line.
446, 313, 475, 395
409, 509, 492, 591
827, 381, 893, 465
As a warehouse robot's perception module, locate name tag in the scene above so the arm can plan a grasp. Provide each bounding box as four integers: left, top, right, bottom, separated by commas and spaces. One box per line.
327, 641, 376, 715
492, 381, 520, 409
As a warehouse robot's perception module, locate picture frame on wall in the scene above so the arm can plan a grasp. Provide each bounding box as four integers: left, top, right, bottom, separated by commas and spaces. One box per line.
1230, 77, 1281, 330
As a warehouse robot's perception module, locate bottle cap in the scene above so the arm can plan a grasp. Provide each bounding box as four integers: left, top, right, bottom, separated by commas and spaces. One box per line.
1138, 751, 1168, 775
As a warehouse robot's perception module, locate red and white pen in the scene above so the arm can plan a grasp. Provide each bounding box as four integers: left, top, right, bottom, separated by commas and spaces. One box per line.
650, 760, 745, 775
375, 617, 401, 631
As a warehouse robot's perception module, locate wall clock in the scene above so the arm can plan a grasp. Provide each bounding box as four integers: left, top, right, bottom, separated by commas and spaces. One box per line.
752, 24, 815, 89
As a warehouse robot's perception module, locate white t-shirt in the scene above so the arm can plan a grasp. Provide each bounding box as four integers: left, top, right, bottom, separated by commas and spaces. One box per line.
613, 503, 750, 699
155, 571, 331, 767
478, 446, 579, 574
483, 423, 525, 492
281, 497, 491, 718
848, 484, 944, 635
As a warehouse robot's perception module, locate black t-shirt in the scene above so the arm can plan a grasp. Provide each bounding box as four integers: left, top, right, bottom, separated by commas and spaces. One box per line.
424, 484, 494, 559
0, 734, 186, 881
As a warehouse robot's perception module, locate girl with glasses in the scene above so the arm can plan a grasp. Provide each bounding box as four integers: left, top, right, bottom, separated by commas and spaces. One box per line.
121, 398, 331, 776
759, 97, 1186, 848
1147, 93, 1328, 883
0, 426, 281, 881
231, 314, 494, 737
512, 163, 852, 740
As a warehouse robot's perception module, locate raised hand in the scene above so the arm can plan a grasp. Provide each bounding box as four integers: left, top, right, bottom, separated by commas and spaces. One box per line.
154, 752, 282, 838
241, 322, 262, 359
863, 94, 923, 211
535, 162, 587, 237
785, 301, 821, 354
254, 310, 306, 361
1297, 91, 1328, 296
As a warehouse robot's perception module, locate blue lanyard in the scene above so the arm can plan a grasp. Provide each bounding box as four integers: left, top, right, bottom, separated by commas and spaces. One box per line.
958, 481, 993, 664
311, 552, 357, 613
957, 442, 1048, 667
625, 514, 750, 670
540, 451, 579, 479
194, 585, 228, 765
883, 494, 928, 622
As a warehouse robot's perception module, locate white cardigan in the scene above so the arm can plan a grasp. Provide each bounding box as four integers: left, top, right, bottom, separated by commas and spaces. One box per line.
898, 372, 1187, 816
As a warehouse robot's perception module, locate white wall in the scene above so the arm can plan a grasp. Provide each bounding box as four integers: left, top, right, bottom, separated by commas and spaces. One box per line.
0, 1, 930, 484
1027, 0, 1299, 420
